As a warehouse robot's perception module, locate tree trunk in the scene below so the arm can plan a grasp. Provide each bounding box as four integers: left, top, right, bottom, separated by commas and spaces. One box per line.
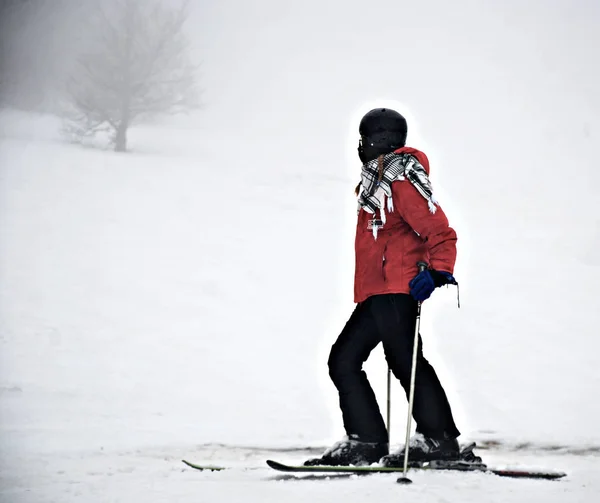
114, 121, 128, 152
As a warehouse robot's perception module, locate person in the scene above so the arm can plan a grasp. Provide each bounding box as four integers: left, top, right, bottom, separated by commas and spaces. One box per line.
305, 108, 461, 467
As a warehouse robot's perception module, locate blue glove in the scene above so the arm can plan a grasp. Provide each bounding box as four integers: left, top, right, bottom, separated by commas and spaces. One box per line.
409, 269, 457, 302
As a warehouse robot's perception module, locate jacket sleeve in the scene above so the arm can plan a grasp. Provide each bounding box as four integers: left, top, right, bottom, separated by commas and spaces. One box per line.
392, 181, 457, 274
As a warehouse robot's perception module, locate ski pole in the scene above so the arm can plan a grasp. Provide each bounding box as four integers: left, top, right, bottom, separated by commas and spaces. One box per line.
397, 261, 428, 485
386, 366, 392, 444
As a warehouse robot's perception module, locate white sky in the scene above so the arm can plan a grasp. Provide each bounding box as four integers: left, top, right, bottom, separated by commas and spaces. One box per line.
188, 0, 598, 154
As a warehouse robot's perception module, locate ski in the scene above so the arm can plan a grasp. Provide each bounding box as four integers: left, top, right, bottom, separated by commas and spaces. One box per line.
265, 459, 567, 480
181, 460, 227, 471
183, 442, 566, 481
182, 458, 566, 480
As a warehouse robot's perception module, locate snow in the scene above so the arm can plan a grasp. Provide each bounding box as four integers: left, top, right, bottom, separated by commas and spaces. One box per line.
2, 0, 600, 500
2, 108, 599, 502
1, 444, 599, 503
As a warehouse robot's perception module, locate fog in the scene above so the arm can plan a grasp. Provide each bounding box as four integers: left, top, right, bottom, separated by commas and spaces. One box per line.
187, 0, 599, 180
5, 1, 599, 168
1, 0, 600, 474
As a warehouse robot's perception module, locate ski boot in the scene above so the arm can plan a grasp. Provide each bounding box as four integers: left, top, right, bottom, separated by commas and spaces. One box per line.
428, 442, 487, 471
304, 434, 388, 467
380, 433, 461, 467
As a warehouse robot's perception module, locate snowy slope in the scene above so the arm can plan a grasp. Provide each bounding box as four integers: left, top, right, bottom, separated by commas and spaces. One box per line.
1, 442, 599, 503
2, 109, 599, 455
2, 1, 600, 501
1, 110, 599, 502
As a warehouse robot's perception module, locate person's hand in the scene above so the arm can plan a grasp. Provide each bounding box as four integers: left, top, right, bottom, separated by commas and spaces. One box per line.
409, 269, 456, 301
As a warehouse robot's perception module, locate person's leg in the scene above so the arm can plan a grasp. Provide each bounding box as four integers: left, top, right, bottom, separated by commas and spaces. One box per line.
304, 300, 389, 466
327, 300, 388, 443
370, 294, 460, 440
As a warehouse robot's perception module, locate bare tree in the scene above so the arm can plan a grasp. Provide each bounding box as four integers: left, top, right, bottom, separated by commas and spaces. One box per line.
63, 0, 199, 152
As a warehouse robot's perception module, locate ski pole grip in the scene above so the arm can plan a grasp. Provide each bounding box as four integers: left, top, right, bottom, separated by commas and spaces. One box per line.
417, 261, 429, 273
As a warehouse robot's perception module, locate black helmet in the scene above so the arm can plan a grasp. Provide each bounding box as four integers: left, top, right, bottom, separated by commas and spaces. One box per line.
358, 108, 407, 163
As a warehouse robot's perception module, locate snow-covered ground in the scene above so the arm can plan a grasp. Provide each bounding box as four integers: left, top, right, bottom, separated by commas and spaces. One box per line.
2, 442, 599, 503
1, 109, 599, 502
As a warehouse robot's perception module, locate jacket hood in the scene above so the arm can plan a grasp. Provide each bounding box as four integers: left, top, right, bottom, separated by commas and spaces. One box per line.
393, 147, 430, 175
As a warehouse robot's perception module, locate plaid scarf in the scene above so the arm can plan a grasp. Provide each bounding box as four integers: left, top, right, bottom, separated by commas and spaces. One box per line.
357, 152, 438, 239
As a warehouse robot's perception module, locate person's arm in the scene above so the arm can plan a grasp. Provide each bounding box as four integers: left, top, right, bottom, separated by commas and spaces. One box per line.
392, 181, 457, 273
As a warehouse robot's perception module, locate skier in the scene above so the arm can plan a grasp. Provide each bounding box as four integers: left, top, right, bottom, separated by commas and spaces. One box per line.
306, 108, 462, 467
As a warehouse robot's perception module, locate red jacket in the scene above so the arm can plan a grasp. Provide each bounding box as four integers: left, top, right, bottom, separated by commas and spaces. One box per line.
354, 147, 457, 303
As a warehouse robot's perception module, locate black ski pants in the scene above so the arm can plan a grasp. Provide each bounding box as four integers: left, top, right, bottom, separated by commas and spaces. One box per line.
328, 293, 460, 444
